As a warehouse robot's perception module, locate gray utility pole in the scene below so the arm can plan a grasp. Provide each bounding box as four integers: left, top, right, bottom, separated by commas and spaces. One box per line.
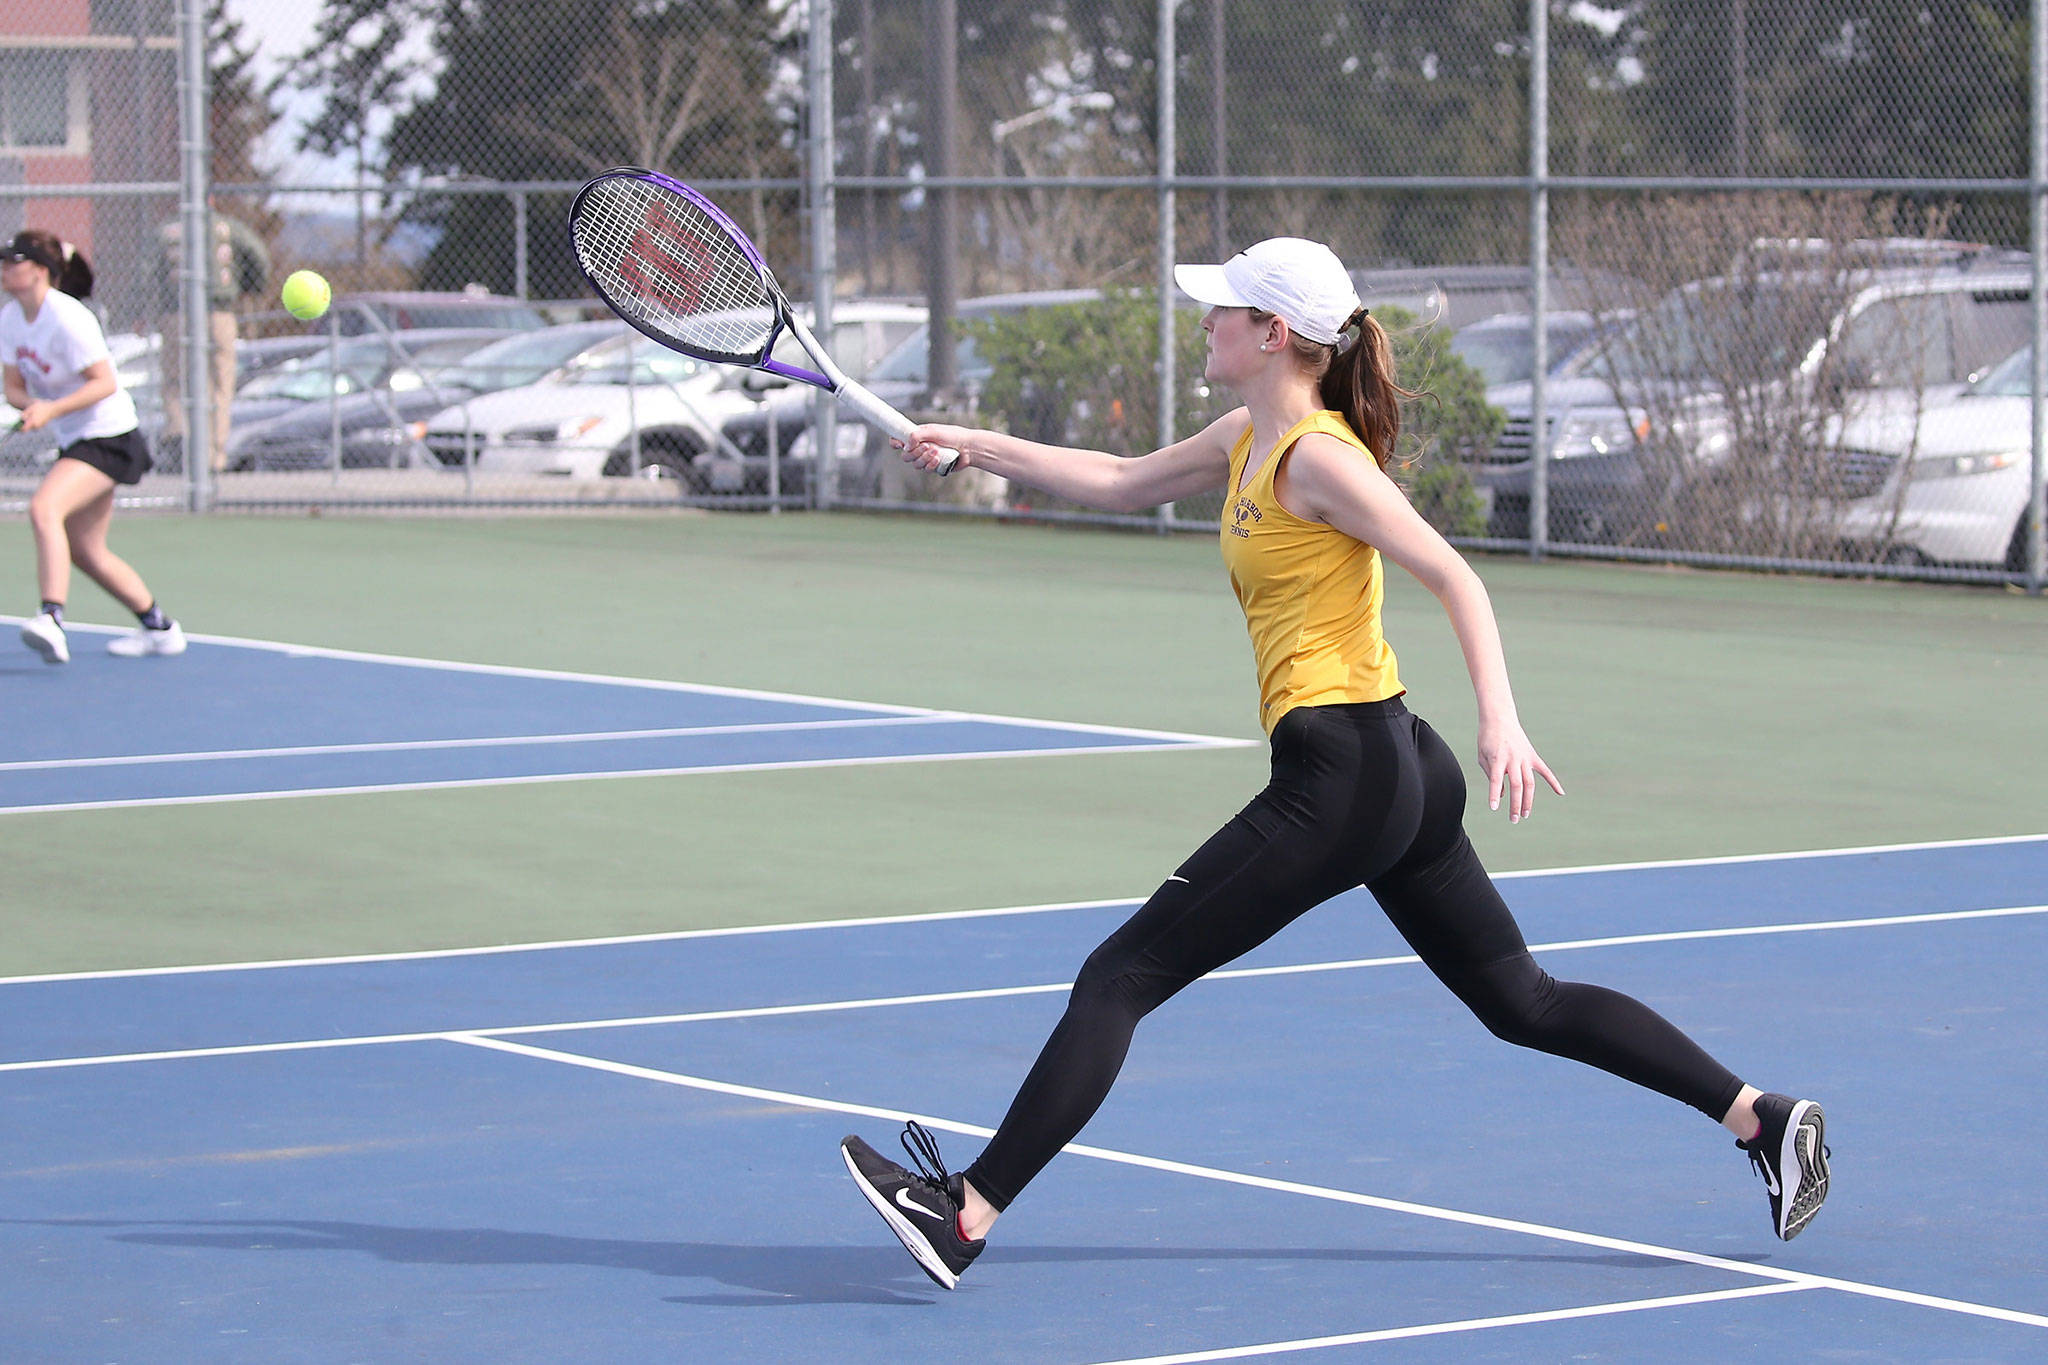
923, 0, 959, 401
809, 0, 839, 507
178, 0, 212, 509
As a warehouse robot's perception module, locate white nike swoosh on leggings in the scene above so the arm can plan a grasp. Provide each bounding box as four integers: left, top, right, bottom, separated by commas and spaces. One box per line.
1166, 875, 1189, 885
895, 1186, 942, 1220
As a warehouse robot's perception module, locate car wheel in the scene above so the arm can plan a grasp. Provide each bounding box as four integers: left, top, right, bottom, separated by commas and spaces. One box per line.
604, 435, 704, 489
1550, 498, 1650, 547
2006, 508, 2039, 575
1881, 543, 1928, 568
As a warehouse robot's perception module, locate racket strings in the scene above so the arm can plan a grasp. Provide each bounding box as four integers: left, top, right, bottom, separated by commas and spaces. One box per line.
573, 178, 777, 360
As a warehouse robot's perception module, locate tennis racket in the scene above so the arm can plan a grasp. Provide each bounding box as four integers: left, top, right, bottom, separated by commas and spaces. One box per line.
568, 167, 958, 475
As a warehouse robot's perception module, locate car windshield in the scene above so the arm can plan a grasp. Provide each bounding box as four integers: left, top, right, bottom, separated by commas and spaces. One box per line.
557, 335, 706, 386
1450, 318, 1597, 386
433, 327, 621, 393
386, 336, 506, 389
237, 336, 397, 400
1569, 283, 1818, 385
865, 324, 989, 387
363, 301, 548, 331
238, 335, 497, 399
1970, 346, 2033, 397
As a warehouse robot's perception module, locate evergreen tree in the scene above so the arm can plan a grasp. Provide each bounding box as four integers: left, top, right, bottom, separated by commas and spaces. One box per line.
293, 0, 799, 297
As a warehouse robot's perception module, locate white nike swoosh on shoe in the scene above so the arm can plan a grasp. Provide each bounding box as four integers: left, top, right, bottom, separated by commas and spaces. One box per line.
894, 1186, 943, 1221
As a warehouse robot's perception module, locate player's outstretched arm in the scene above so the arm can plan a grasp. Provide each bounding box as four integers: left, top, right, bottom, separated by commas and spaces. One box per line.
898, 408, 1244, 514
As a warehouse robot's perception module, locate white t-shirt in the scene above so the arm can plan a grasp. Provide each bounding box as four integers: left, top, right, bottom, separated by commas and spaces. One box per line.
1, 290, 139, 449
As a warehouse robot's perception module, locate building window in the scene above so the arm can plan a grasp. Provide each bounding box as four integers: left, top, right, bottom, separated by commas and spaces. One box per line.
0, 51, 82, 152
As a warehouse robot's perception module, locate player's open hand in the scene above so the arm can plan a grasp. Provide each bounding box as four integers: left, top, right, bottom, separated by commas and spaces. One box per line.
1477, 718, 1564, 824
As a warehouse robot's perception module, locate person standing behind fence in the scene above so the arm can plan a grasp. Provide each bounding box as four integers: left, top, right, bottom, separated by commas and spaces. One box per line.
157, 198, 270, 473
4, 231, 186, 664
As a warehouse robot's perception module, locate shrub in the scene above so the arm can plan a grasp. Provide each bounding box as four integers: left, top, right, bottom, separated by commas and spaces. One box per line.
965, 292, 1498, 534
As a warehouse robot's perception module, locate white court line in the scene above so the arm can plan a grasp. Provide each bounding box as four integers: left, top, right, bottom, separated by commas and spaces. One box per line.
447, 1033, 2048, 1332
0, 614, 1249, 750
4, 830, 2042, 986
1492, 830, 2048, 881
5, 902, 2042, 1072
0, 615, 1254, 817
0, 714, 957, 772
0, 897, 1143, 986
0, 616, 943, 716
0, 739, 1246, 818
1081, 1283, 1813, 1364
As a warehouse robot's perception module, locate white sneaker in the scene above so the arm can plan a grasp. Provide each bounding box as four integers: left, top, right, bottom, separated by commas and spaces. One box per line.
20, 611, 69, 664
107, 621, 187, 657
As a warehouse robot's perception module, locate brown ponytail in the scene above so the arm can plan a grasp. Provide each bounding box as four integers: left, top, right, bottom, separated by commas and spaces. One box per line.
1319, 310, 1413, 469
1256, 305, 1415, 468
56, 244, 95, 300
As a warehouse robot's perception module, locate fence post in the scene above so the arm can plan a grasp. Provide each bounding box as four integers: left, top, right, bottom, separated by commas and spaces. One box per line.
512, 189, 530, 301
923, 0, 959, 400
810, 0, 839, 509
1156, 0, 1177, 534
1527, 0, 1549, 561
178, 0, 211, 510
2031, 0, 2046, 592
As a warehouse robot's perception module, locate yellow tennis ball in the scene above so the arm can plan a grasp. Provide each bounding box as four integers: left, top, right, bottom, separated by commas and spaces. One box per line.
281, 270, 331, 321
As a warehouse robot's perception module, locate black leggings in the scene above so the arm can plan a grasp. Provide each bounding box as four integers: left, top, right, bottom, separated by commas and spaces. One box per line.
961, 697, 1745, 1212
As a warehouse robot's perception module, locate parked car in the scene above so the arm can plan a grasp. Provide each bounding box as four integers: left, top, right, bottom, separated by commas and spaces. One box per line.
1349, 265, 1636, 332
418, 301, 924, 493
319, 290, 550, 337
224, 328, 512, 442
1449, 311, 1603, 387
859, 290, 1104, 414
1827, 344, 2040, 570
237, 333, 335, 382
223, 321, 627, 471
1468, 247, 2033, 543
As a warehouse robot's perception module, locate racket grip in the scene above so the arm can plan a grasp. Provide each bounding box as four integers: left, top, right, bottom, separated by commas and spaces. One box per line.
835, 378, 961, 478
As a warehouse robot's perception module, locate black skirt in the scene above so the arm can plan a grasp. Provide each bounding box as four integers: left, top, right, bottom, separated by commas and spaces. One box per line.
58, 429, 153, 486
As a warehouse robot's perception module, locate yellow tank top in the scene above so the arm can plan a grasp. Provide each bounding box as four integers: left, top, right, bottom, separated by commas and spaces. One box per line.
1220, 410, 1402, 732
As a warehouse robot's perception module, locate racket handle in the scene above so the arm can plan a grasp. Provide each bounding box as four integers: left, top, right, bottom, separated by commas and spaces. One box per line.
835, 378, 961, 478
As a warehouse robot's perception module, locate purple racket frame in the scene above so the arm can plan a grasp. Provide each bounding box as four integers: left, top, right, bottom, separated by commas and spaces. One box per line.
569, 167, 821, 383
570, 167, 955, 472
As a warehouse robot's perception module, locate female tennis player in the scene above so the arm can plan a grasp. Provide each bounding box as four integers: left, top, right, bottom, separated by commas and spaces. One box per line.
841, 237, 1829, 1289
3, 230, 184, 664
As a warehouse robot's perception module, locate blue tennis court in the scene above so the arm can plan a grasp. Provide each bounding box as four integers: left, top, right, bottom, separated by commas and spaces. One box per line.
5, 834, 2045, 1360
0, 620, 1250, 814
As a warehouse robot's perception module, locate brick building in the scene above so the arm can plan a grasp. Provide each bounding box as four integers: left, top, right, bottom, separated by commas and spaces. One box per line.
3, 0, 179, 327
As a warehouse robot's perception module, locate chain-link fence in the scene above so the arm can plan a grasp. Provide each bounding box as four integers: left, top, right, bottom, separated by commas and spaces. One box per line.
4, 0, 2042, 587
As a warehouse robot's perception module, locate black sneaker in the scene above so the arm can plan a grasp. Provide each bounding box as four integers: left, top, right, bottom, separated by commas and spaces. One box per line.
841, 1121, 984, 1289
1740, 1094, 1830, 1240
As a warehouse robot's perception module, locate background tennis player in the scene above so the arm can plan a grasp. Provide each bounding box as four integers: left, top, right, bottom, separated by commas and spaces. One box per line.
3, 230, 184, 664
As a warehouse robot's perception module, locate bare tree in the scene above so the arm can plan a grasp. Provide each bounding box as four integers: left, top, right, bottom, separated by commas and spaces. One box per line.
1556, 193, 1954, 559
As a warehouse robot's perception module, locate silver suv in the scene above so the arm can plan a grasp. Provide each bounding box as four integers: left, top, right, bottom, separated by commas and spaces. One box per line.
1471, 245, 2032, 545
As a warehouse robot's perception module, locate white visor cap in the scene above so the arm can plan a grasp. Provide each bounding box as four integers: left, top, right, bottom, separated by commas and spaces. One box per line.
1173, 237, 1361, 346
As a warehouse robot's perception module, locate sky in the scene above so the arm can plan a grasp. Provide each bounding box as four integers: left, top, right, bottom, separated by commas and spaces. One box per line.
230, 0, 375, 185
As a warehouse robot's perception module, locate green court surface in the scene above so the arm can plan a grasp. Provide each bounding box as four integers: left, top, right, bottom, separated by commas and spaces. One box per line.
3, 511, 2042, 975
